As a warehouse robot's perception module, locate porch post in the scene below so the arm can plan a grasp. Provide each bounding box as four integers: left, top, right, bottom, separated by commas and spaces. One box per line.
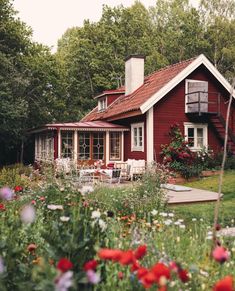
58, 129, 61, 158
105, 131, 110, 165
146, 107, 154, 164
74, 131, 78, 162
121, 132, 124, 162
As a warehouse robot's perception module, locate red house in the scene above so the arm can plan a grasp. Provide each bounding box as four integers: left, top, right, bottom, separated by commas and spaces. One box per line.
31, 54, 235, 166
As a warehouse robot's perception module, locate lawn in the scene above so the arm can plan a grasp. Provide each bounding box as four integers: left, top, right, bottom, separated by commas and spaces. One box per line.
172, 170, 235, 226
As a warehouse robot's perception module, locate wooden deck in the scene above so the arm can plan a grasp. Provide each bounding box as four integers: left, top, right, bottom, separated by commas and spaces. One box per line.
166, 187, 220, 204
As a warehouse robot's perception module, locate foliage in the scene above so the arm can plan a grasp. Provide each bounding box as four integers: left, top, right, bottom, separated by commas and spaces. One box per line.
0, 164, 32, 188
161, 123, 203, 178
89, 164, 168, 217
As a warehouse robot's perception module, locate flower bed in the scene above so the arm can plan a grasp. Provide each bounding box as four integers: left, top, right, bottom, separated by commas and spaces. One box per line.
0, 165, 234, 290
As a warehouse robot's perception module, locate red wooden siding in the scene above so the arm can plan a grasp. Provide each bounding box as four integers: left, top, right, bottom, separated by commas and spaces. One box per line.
153, 65, 233, 161
107, 94, 123, 106
54, 130, 58, 159
117, 115, 147, 161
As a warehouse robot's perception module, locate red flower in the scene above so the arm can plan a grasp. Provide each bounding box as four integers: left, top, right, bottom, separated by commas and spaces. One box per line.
178, 269, 190, 283
14, 186, 23, 192
212, 246, 230, 263
0, 203, 6, 211
57, 258, 73, 273
31, 200, 36, 205
213, 276, 234, 291
131, 260, 141, 272
135, 245, 147, 260
216, 224, 221, 231
119, 250, 134, 265
137, 267, 149, 280
118, 271, 124, 280
151, 263, 170, 283
27, 243, 37, 253
39, 196, 45, 201
98, 248, 123, 261
141, 271, 156, 288
83, 259, 98, 271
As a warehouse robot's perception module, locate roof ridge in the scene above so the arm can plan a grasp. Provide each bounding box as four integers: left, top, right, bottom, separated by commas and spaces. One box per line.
145, 56, 198, 81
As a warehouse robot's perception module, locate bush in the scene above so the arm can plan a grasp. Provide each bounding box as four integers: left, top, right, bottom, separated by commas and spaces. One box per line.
161, 123, 203, 178
0, 164, 32, 188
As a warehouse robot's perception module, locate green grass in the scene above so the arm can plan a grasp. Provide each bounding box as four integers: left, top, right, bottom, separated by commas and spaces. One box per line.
172, 170, 235, 225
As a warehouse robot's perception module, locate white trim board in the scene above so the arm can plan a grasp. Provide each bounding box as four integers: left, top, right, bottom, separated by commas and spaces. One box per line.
140, 54, 235, 114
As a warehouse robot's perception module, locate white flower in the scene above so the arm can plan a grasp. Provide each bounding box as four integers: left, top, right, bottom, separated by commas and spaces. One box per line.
20, 205, 36, 224
98, 219, 107, 232
86, 270, 100, 284
168, 213, 174, 217
47, 204, 63, 210
178, 219, 184, 223
192, 218, 197, 222
55, 271, 73, 291
60, 216, 70, 222
164, 219, 172, 226
91, 210, 101, 219
174, 221, 181, 225
179, 224, 186, 229
80, 185, 94, 195
151, 209, 158, 216
160, 212, 168, 217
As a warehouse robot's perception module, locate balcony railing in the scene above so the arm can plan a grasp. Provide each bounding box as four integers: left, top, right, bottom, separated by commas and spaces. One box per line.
185, 91, 221, 116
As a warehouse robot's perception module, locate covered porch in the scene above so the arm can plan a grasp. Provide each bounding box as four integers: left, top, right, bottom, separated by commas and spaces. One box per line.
31, 121, 129, 166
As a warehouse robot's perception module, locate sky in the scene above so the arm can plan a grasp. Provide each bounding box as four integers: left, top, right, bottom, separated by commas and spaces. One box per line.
13, 0, 198, 52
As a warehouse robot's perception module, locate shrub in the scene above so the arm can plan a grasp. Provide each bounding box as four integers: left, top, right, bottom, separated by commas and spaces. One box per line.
161, 123, 202, 178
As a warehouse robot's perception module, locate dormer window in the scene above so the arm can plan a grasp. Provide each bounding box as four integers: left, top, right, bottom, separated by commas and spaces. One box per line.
98, 97, 107, 112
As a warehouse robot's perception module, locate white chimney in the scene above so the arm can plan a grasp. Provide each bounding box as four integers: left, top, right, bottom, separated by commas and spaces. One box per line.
125, 55, 145, 96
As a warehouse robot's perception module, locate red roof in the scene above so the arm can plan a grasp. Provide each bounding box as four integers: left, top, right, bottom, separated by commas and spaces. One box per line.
29, 121, 129, 133
82, 57, 196, 121
94, 87, 125, 99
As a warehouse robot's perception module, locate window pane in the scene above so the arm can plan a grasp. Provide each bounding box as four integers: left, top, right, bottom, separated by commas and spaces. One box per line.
197, 128, 203, 147
110, 132, 121, 160
78, 133, 90, 160
187, 128, 194, 147
139, 127, 143, 146
61, 131, 74, 158
93, 133, 104, 160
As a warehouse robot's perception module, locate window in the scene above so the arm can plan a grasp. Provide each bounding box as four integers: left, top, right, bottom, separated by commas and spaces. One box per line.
98, 97, 107, 111
61, 131, 74, 158
184, 123, 208, 150
131, 123, 144, 151
36, 133, 54, 160
93, 133, 104, 160
110, 132, 121, 160
78, 133, 90, 160
185, 79, 208, 113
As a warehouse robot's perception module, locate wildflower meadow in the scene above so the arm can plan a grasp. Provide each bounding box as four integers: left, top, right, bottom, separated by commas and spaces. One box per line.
0, 164, 234, 291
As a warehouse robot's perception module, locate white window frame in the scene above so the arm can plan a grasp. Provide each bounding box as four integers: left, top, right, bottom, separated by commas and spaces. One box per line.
131, 122, 144, 152
185, 79, 208, 113
98, 97, 107, 112
184, 122, 208, 151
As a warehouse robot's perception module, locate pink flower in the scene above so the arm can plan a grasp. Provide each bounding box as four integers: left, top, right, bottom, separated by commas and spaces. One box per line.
31, 200, 36, 205
20, 205, 36, 224
0, 187, 13, 201
212, 246, 230, 263
55, 271, 73, 291
213, 276, 234, 291
86, 270, 100, 284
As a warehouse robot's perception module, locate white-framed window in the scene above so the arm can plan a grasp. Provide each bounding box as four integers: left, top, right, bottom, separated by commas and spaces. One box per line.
131, 122, 144, 151
110, 132, 121, 160
185, 79, 208, 113
98, 97, 107, 112
184, 122, 208, 151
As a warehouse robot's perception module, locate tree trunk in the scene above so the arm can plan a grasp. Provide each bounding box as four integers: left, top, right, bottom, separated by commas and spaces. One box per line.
20, 139, 24, 164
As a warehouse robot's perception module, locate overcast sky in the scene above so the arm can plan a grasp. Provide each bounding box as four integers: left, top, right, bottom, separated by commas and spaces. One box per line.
13, 0, 199, 52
